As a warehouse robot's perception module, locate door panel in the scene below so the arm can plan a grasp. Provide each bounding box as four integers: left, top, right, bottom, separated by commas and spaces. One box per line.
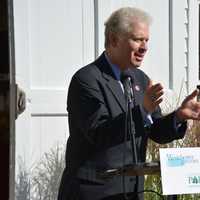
14, 0, 94, 199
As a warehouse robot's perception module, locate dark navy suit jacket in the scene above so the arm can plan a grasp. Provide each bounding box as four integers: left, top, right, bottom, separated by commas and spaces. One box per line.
58, 53, 187, 200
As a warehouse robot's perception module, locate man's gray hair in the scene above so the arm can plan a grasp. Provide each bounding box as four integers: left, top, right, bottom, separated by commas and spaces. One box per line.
104, 7, 152, 48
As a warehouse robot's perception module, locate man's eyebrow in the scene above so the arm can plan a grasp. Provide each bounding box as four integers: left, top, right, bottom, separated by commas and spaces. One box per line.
130, 33, 148, 38
131, 35, 149, 40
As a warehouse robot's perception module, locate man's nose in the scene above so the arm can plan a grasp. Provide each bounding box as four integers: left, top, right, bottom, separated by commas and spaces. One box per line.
140, 40, 148, 52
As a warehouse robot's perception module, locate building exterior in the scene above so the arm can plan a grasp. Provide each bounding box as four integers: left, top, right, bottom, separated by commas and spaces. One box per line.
13, 0, 199, 199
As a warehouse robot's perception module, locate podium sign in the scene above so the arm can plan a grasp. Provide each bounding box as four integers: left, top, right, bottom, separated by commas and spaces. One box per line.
160, 147, 200, 195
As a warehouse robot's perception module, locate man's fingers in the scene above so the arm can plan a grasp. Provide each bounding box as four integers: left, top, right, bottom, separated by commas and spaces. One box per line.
149, 83, 163, 93
153, 98, 163, 107
191, 89, 199, 98
145, 81, 164, 112
188, 111, 200, 120
155, 90, 164, 99
194, 102, 200, 111
184, 89, 199, 103
147, 79, 153, 89
147, 83, 164, 102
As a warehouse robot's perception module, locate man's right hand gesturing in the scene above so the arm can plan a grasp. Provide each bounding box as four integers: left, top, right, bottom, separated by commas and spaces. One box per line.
143, 80, 164, 113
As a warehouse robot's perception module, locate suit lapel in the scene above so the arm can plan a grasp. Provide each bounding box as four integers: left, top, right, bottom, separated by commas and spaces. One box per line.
94, 53, 126, 112
105, 77, 126, 112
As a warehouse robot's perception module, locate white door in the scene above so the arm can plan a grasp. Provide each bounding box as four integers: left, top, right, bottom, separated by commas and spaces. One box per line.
14, 0, 94, 199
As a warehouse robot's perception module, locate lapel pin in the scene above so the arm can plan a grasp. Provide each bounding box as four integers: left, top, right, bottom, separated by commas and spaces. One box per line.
135, 85, 140, 91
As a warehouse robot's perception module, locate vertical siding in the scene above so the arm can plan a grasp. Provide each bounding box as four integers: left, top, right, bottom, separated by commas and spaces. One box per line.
185, 0, 189, 94
171, 0, 189, 100
188, 0, 199, 92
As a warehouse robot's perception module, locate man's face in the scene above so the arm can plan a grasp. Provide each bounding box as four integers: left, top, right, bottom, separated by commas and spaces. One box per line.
114, 22, 149, 69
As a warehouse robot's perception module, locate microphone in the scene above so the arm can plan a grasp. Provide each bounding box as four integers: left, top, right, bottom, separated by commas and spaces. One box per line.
120, 69, 134, 103
121, 69, 138, 164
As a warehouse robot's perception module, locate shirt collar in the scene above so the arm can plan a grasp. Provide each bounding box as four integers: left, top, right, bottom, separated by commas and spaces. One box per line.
104, 52, 121, 81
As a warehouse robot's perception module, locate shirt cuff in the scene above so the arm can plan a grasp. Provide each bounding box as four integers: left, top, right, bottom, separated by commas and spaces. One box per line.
174, 112, 186, 129
140, 105, 153, 125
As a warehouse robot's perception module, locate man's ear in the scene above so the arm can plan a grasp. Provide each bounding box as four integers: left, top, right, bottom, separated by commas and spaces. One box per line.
109, 32, 118, 47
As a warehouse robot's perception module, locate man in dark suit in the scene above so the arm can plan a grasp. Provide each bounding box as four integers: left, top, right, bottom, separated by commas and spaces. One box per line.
58, 7, 200, 200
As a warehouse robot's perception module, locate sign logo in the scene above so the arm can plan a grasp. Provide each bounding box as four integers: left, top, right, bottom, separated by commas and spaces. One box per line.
188, 175, 200, 187
166, 154, 199, 167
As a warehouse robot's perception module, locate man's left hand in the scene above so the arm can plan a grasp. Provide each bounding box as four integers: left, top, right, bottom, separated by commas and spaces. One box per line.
176, 89, 200, 122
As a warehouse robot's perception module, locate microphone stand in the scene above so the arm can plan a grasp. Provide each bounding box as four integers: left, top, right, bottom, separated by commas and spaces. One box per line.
122, 76, 139, 200
124, 77, 138, 164
123, 77, 177, 200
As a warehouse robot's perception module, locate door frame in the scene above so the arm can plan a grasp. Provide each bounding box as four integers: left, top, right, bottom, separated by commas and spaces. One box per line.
8, 0, 16, 199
